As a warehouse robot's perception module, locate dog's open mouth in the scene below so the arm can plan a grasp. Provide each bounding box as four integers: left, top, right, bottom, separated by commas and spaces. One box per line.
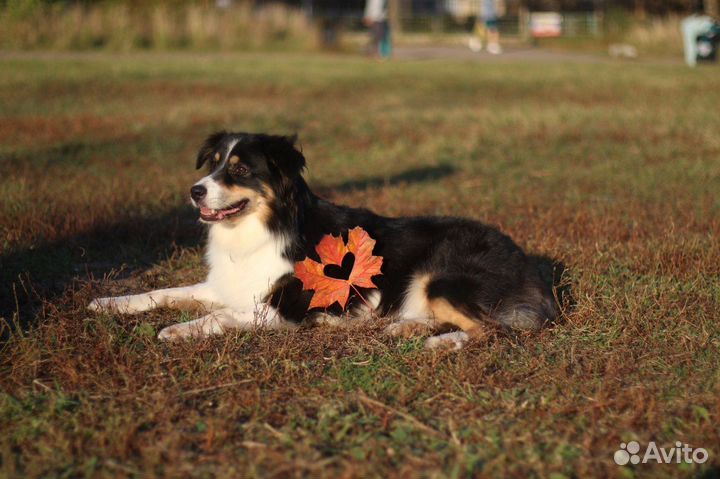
199, 199, 249, 222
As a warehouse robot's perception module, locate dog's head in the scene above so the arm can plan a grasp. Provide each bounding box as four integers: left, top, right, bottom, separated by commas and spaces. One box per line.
190, 132, 305, 224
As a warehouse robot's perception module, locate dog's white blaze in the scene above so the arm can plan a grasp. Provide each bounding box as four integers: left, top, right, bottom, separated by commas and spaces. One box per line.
191, 139, 240, 209
205, 211, 293, 312
223, 138, 239, 163
192, 175, 226, 209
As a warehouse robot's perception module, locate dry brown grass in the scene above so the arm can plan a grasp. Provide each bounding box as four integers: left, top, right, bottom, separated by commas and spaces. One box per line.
1, 52, 719, 478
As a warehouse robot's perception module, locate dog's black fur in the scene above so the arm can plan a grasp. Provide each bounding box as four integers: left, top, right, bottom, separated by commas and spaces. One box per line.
197, 132, 559, 331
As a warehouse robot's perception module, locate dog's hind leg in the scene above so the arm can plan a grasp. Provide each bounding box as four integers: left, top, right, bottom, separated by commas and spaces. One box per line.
384, 318, 435, 338
157, 304, 295, 340
424, 331, 471, 350
88, 283, 221, 315
426, 273, 551, 331
423, 296, 487, 350
384, 274, 436, 338
384, 274, 479, 345
393, 273, 550, 350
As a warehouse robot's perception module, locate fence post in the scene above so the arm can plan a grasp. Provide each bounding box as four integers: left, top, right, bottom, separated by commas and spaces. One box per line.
591, 10, 602, 37
389, 0, 401, 36
519, 6, 529, 41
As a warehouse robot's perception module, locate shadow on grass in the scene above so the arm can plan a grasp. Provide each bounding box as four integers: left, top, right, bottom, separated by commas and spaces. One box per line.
313, 164, 455, 196
0, 164, 460, 339
0, 205, 203, 339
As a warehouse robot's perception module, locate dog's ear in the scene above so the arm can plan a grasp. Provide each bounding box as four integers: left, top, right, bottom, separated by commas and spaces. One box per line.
196, 131, 227, 170
262, 134, 306, 178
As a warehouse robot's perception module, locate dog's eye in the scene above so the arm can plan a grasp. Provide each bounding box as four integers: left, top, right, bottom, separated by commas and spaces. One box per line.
229, 164, 249, 177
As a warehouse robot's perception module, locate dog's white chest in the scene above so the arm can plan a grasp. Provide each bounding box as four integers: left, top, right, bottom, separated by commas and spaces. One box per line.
205, 216, 293, 311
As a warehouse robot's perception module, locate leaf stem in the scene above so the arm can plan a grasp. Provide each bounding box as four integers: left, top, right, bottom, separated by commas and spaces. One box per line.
350, 284, 379, 320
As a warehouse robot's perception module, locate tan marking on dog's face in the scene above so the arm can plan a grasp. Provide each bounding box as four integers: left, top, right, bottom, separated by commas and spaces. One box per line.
214, 152, 221, 162
255, 184, 276, 223
229, 155, 240, 165
228, 185, 259, 198
218, 185, 261, 222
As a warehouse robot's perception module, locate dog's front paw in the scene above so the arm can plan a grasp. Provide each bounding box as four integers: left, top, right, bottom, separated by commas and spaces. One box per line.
88, 297, 114, 312
158, 322, 205, 341
157, 324, 184, 341
88, 295, 136, 314
384, 320, 432, 339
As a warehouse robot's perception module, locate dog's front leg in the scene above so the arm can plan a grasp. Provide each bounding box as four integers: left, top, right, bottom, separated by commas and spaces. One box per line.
157, 304, 296, 340
88, 283, 221, 314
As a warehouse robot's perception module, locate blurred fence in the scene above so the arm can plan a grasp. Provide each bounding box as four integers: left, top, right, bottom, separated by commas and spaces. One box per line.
0, 0, 604, 51
393, 12, 601, 37
281, 0, 602, 38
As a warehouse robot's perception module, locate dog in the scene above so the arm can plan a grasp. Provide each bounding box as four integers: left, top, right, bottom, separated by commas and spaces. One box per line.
89, 132, 559, 349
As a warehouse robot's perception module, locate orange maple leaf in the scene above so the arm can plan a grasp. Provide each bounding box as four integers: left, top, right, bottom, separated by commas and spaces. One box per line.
294, 227, 383, 310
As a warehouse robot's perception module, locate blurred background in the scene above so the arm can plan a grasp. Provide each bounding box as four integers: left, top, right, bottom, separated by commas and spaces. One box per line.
1, 0, 718, 60
2, 1, 720, 478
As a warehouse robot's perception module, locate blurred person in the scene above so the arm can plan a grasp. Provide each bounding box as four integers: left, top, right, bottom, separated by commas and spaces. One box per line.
364, 0, 391, 58
468, 0, 505, 55
681, 1, 718, 66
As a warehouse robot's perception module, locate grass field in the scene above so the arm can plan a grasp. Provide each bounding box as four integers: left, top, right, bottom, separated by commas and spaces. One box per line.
1, 51, 719, 478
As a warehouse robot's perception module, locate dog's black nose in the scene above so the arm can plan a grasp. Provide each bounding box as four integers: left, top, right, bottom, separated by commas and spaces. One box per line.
190, 185, 207, 202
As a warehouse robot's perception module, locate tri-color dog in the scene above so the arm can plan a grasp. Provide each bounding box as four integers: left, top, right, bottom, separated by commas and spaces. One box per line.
89, 132, 558, 349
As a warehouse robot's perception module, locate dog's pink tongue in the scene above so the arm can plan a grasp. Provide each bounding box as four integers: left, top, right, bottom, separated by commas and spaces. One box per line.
201, 205, 240, 220
218, 206, 241, 219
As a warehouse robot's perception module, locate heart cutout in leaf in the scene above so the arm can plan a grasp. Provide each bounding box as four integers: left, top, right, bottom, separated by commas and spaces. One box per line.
294, 227, 383, 310
323, 252, 355, 280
